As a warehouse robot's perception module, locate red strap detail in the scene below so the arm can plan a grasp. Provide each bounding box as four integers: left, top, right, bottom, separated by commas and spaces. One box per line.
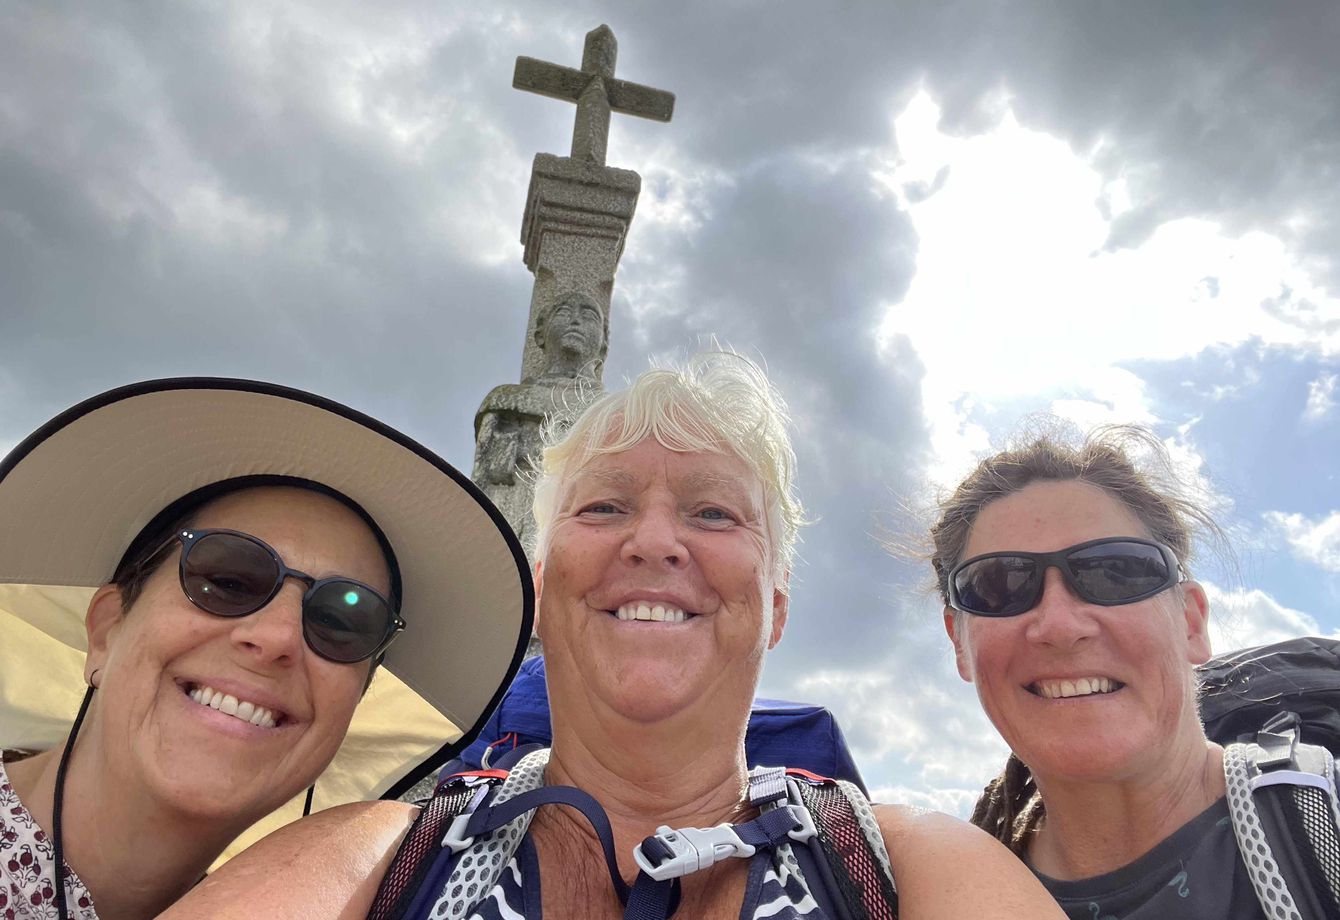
785, 767, 835, 784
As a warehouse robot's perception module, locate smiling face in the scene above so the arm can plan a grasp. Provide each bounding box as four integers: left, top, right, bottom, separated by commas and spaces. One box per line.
945, 479, 1211, 786
83, 486, 389, 823
536, 438, 787, 726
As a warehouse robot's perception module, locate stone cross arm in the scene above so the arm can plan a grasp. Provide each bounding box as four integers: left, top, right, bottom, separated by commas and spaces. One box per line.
513, 56, 675, 122
513, 25, 674, 165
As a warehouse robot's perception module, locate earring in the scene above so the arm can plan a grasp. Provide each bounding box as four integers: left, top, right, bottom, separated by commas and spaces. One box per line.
88, 668, 101, 689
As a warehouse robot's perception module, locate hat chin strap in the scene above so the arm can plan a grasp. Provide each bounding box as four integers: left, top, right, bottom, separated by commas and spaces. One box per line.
50, 681, 318, 920
53, 684, 95, 920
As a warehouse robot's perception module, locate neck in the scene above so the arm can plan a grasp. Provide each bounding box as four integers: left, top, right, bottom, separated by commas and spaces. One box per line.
9, 737, 252, 920
541, 696, 755, 882
1027, 737, 1225, 880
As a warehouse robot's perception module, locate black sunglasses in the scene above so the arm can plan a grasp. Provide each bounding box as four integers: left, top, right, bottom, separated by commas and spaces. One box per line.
947, 536, 1183, 617
157, 528, 404, 663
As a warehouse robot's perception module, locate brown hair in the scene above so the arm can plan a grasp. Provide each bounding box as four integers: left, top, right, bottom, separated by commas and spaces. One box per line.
931, 422, 1224, 853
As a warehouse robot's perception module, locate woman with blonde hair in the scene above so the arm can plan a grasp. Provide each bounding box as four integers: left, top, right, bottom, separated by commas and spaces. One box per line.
164, 354, 1065, 920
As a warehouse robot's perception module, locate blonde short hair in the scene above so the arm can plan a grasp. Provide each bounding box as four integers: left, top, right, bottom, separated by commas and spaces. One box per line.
531, 352, 803, 586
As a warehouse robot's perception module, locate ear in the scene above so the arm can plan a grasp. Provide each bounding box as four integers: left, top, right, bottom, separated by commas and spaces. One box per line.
84, 584, 126, 685
767, 573, 790, 650
943, 607, 975, 683
1179, 580, 1212, 664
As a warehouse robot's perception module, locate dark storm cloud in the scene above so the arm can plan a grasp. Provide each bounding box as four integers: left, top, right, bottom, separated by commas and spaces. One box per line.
0, 3, 542, 460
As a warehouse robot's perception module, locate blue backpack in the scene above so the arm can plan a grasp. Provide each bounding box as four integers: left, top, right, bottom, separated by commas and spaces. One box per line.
442, 655, 869, 794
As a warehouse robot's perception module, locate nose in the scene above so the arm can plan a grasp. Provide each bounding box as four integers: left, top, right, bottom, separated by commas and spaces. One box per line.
1023, 566, 1099, 648
620, 504, 688, 569
229, 580, 306, 666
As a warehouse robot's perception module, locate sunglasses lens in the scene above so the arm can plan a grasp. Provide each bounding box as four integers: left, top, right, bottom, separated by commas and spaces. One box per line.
303, 581, 392, 663
953, 557, 1039, 616
182, 532, 280, 616
1068, 541, 1173, 602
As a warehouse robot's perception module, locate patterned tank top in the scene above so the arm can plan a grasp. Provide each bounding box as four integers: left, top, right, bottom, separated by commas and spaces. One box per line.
0, 759, 99, 920
455, 831, 827, 919
424, 751, 833, 920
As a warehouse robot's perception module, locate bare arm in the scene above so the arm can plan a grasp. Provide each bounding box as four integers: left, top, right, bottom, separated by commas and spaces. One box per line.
876, 804, 1064, 920
160, 801, 418, 920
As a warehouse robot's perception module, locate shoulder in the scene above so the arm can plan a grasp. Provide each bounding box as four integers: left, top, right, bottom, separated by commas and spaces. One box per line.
872, 804, 1066, 920
161, 800, 419, 920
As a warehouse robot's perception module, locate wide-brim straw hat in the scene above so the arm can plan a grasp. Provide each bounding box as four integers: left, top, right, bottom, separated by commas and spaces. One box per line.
0, 378, 533, 859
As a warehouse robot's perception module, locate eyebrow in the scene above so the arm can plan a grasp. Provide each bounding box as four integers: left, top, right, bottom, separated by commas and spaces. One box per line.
678, 471, 761, 515
679, 471, 738, 491
567, 467, 759, 510
575, 468, 639, 488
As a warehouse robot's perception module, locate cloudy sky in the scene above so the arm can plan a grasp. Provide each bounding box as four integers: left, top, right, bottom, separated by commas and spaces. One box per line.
3, 1, 1338, 813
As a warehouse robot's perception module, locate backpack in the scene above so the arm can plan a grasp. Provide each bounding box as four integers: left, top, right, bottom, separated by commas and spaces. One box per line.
1198, 636, 1340, 753
1200, 638, 1340, 920
367, 747, 897, 920
448, 655, 869, 793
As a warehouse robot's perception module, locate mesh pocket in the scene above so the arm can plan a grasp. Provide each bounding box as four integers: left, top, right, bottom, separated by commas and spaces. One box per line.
800, 782, 898, 920
1289, 785, 1340, 911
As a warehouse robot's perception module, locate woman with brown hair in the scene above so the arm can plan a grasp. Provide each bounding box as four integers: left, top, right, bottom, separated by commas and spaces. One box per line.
931, 424, 1290, 918
0, 378, 533, 920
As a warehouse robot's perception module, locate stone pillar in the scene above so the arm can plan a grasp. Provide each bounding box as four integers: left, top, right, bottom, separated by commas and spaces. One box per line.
470, 24, 673, 656
395, 24, 675, 805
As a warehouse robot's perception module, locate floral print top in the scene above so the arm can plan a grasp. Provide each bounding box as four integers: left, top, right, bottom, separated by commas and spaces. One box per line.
0, 760, 98, 920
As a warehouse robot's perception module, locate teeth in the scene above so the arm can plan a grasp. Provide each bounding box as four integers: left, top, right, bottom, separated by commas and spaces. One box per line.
188, 684, 279, 728
615, 602, 690, 623
1036, 677, 1118, 699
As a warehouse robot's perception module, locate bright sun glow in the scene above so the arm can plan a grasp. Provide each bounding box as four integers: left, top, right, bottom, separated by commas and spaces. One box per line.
876, 91, 1340, 488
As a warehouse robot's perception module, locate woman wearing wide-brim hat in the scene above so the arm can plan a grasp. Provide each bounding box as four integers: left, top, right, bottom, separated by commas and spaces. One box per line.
0, 378, 533, 920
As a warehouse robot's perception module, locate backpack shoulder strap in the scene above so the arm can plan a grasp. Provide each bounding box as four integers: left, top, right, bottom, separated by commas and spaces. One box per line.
1225, 715, 1340, 920
367, 770, 507, 920
786, 769, 898, 920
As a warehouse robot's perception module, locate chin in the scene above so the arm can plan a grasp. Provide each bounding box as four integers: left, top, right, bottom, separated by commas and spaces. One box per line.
1026, 733, 1154, 784
600, 665, 704, 723
154, 763, 300, 825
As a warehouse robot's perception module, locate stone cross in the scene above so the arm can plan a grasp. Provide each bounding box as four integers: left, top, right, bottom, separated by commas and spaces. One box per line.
513, 24, 674, 166
471, 24, 674, 582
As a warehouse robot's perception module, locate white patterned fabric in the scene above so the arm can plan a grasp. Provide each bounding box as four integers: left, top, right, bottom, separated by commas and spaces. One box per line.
0, 760, 99, 920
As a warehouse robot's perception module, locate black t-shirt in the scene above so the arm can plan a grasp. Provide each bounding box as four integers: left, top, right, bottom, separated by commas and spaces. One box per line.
1035, 799, 1265, 919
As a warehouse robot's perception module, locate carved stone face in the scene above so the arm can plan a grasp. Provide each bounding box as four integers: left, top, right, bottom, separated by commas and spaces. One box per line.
536, 293, 604, 375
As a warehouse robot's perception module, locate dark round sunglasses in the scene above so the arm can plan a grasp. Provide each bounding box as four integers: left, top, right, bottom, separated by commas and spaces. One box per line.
154, 528, 404, 663
947, 536, 1184, 618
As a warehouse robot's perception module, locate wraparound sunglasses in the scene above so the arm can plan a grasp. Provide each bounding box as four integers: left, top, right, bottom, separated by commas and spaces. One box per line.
154, 528, 404, 663
947, 536, 1184, 617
